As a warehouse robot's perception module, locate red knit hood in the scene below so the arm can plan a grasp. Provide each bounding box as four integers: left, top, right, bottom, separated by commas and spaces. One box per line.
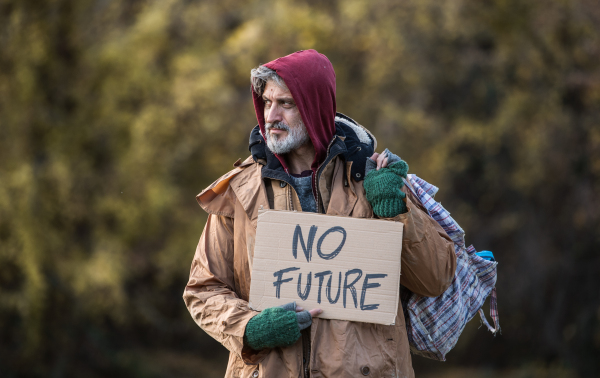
252, 49, 337, 174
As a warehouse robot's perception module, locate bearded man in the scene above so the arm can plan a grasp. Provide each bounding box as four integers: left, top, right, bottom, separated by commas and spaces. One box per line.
183, 50, 456, 378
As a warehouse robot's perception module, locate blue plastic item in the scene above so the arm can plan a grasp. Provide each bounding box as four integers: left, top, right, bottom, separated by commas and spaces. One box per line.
476, 250, 495, 262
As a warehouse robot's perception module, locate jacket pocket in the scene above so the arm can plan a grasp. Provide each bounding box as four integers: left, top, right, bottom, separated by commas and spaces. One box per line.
311, 320, 393, 377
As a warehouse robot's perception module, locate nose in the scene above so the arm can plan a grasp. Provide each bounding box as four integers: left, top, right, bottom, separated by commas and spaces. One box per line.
265, 103, 282, 124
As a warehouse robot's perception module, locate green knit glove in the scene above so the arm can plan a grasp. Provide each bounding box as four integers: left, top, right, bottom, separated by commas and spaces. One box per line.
364, 160, 409, 217
244, 307, 302, 350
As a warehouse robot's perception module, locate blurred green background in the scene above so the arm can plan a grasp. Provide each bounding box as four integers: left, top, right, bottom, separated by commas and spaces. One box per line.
1, 0, 599, 377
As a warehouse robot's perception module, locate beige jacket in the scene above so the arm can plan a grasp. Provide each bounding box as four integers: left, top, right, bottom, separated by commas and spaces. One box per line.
183, 154, 456, 378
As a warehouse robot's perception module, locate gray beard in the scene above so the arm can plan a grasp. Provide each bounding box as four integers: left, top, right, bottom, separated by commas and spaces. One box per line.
265, 120, 310, 155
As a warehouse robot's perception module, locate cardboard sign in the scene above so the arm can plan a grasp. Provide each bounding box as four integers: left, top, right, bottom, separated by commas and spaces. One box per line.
249, 210, 403, 325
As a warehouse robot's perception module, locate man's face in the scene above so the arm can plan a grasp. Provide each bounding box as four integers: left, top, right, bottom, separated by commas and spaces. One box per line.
263, 80, 310, 155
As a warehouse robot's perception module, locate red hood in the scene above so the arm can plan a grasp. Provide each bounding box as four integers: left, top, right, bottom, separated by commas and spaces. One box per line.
252, 49, 337, 174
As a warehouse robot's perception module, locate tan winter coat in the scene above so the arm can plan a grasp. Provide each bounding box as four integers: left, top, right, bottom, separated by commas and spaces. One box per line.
183, 154, 456, 378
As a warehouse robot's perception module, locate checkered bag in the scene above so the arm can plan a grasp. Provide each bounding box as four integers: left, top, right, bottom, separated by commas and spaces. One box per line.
401, 174, 500, 361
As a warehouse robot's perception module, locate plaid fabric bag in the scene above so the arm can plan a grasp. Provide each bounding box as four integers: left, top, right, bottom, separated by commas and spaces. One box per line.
401, 174, 500, 361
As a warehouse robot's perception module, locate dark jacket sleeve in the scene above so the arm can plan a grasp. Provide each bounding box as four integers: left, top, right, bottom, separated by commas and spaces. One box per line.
390, 189, 456, 297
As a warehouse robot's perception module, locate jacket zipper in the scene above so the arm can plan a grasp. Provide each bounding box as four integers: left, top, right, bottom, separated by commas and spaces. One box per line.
262, 136, 343, 214
302, 328, 310, 378
313, 136, 344, 214
302, 137, 343, 376
260, 137, 344, 377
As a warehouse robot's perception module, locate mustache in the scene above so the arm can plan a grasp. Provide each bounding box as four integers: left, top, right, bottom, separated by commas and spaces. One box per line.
265, 122, 290, 132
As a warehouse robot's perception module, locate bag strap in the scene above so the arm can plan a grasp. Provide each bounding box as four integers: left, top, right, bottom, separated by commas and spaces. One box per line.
478, 287, 501, 335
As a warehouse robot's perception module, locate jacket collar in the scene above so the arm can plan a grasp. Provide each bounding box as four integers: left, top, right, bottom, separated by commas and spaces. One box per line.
249, 112, 375, 183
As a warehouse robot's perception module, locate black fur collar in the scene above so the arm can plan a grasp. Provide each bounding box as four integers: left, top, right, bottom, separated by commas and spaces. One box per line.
248, 112, 374, 181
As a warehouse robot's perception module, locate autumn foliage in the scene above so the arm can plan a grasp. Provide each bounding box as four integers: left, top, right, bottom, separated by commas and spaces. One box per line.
1, 0, 599, 376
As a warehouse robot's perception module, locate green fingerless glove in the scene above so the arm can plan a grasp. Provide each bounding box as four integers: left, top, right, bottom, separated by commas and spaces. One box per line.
364, 160, 409, 218
244, 307, 301, 350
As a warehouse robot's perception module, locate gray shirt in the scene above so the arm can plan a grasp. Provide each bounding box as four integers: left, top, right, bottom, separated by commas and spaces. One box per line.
290, 173, 317, 213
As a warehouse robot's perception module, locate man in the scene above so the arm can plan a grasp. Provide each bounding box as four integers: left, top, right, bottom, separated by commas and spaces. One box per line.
183, 49, 456, 377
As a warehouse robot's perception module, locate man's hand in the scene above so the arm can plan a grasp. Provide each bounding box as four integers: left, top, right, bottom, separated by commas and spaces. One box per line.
280, 301, 322, 329
295, 305, 322, 317
364, 150, 409, 218
244, 302, 321, 351
370, 151, 389, 170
